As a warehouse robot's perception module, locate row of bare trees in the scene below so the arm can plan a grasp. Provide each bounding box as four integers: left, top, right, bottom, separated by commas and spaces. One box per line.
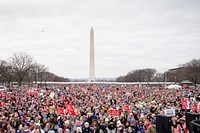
0, 53, 69, 86
166, 58, 200, 87
116, 68, 159, 82
116, 58, 200, 86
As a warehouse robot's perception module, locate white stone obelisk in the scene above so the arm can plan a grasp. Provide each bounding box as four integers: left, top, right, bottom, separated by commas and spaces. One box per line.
89, 27, 95, 82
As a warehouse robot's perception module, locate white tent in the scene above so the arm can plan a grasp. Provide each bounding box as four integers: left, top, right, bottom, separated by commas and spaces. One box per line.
167, 84, 182, 89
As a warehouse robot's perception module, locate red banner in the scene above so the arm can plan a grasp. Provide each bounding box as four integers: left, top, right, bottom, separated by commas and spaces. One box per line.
123, 105, 130, 112
182, 100, 187, 109
66, 104, 76, 116
58, 107, 65, 115
0, 102, 4, 108
191, 105, 197, 112
109, 110, 120, 116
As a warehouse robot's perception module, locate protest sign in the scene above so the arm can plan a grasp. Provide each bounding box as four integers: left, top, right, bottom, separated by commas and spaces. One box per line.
57, 107, 65, 115
30, 90, 34, 95
49, 92, 55, 99
66, 104, 76, 116
190, 104, 197, 112
123, 105, 130, 112
109, 110, 120, 116
0, 102, 4, 108
164, 109, 175, 116
186, 100, 190, 109
182, 100, 187, 109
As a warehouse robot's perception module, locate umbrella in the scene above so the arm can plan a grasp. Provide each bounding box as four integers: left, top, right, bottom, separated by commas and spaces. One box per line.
167, 84, 182, 89
180, 80, 193, 84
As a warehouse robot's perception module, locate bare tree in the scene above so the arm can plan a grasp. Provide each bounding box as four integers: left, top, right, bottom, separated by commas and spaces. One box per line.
0, 60, 15, 86
116, 68, 156, 82
0, 60, 7, 84
8, 53, 33, 86
181, 58, 200, 87
30, 63, 48, 84
152, 73, 164, 82
1, 53, 70, 86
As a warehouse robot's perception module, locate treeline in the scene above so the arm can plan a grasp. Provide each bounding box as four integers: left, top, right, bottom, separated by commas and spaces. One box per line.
0, 52, 70, 86
167, 58, 200, 87
116, 58, 200, 86
116, 68, 161, 82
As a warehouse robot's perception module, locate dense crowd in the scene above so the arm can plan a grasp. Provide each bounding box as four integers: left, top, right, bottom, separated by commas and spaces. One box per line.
0, 83, 199, 133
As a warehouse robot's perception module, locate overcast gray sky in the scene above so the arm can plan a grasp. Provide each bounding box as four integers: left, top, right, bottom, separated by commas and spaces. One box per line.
0, 0, 199, 78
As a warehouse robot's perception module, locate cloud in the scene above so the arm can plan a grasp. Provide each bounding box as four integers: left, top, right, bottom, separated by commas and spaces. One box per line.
0, 0, 200, 78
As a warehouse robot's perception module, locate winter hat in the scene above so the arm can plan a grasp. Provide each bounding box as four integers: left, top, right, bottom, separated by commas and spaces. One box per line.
58, 128, 63, 132
84, 122, 89, 126
105, 118, 109, 122
93, 115, 97, 120
56, 124, 62, 128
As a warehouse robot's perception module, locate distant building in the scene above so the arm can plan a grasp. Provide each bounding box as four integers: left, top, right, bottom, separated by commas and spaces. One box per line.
165, 67, 185, 83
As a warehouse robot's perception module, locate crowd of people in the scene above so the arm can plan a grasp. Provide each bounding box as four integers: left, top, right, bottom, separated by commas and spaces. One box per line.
0, 83, 199, 133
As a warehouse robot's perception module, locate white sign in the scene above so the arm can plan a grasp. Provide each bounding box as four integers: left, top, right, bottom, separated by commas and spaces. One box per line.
164, 109, 175, 116
49, 92, 55, 99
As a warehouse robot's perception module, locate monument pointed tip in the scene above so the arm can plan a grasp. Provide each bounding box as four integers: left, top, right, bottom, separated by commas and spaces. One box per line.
91, 27, 94, 31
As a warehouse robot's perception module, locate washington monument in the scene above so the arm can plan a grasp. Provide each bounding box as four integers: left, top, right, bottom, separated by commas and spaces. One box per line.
89, 27, 95, 82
